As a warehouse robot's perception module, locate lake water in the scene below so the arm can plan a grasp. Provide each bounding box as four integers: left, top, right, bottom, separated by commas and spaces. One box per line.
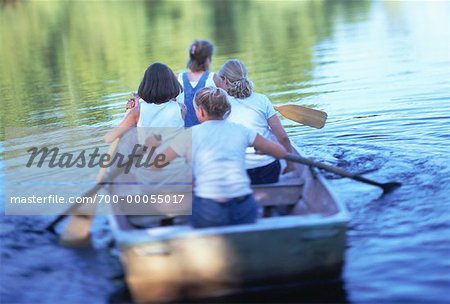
1, 0, 450, 303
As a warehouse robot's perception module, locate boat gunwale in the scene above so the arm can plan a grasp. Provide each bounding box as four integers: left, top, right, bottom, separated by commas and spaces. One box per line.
109, 211, 349, 246
108, 143, 350, 247
108, 174, 349, 247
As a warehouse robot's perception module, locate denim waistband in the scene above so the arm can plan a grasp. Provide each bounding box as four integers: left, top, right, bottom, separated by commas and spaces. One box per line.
233, 194, 251, 203
196, 194, 251, 203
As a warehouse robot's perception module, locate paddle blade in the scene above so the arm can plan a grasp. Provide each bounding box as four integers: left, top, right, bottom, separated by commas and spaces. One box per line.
274, 104, 327, 128
59, 215, 93, 247
382, 182, 402, 194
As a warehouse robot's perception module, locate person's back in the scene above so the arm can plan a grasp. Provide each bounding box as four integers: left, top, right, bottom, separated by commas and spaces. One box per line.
176, 40, 216, 127
104, 62, 188, 199
133, 63, 186, 183
137, 99, 184, 149
160, 87, 288, 228
215, 59, 296, 185
190, 119, 255, 200
227, 93, 279, 171
137, 101, 183, 128
105, 62, 184, 142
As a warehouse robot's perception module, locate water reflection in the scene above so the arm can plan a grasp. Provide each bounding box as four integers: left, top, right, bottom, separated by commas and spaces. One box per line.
0, 0, 371, 135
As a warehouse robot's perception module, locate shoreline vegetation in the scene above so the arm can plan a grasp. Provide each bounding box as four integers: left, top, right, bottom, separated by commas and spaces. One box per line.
0, 0, 371, 138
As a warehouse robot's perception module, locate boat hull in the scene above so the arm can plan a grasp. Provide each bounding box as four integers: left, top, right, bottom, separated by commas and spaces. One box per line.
108, 146, 349, 302
120, 220, 346, 302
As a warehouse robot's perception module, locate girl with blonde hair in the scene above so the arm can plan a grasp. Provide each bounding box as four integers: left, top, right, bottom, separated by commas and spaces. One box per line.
159, 87, 287, 228
214, 59, 296, 185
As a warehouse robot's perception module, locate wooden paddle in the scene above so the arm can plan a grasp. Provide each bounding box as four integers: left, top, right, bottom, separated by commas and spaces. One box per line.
46, 138, 120, 246
47, 98, 140, 245
284, 154, 401, 194
274, 104, 327, 129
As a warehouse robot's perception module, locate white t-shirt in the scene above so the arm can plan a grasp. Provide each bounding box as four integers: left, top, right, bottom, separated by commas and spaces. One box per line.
170, 120, 257, 200
136, 100, 184, 150
176, 72, 216, 105
226, 93, 278, 169
134, 100, 188, 191
137, 100, 184, 128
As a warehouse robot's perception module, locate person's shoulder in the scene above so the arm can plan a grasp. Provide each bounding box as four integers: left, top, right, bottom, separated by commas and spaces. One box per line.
227, 121, 253, 133
226, 94, 239, 104
190, 123, 208, 134
205, 71, 216, 87
177, 71, 187, 82
226, 121, 241, 128
249, 92, 271, 107
251, 92, 270, 101
189, 123, 210, 142
167, 99, 183, 108
228, 121, 257, 141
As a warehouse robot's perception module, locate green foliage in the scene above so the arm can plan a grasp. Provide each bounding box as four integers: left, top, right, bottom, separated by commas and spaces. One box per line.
0, 0, 370, 132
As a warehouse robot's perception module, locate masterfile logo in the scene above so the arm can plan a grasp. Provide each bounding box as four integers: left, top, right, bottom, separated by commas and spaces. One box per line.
4, 127, 192, 215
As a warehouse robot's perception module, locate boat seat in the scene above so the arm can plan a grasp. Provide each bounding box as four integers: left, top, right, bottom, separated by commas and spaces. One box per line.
252, 180, 304, 207
123, 179, 305, 227
252, 180, 304, 217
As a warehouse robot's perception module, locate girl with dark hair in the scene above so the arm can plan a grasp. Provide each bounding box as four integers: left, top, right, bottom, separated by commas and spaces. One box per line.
157, 87, 287, 228
105, 63, 189, 223
176, 40, 216, 127
214, 59, 296, 185
106, 62, 184, 142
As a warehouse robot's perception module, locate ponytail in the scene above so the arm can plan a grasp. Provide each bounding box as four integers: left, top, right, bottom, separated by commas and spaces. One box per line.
195, 87, 231, 119
217, 59, 253, 98
187, 40, 214, 72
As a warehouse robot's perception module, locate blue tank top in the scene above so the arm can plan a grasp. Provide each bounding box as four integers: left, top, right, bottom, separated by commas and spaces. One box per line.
182, 71, 210, 127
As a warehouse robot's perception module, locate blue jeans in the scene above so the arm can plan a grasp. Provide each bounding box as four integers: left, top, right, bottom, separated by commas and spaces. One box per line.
247, 160, 281, 185
191, 194, 258, 228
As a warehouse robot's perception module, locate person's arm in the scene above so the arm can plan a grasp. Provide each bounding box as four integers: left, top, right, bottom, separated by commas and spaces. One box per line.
252, 134, 287, 159
151, 128, 190, 170
175, 73, 185, 110
179, 102, 187, 120
160, 147, 179, 163
150, 147, 180, 171
104, 107, 139, 143
125, 92, 140, 110
267, 115, 296, 173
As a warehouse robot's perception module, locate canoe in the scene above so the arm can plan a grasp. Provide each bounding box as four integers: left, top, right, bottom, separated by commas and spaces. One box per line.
107, 145, 350, 302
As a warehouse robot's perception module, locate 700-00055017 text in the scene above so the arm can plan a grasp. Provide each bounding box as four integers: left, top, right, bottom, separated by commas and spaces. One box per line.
9, 194, 185, 205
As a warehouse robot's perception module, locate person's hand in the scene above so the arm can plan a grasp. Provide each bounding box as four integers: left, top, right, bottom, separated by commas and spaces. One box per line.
145, 134, 162, 148
254, 148, 264, 155
180, 103, 187, 120
282, 161, 296, 174
126, 92, 140, 110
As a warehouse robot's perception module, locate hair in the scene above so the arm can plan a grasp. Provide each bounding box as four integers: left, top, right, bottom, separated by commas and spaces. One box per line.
194, 87, 231, 119
217, 59, 253, 99
187, 40, 214, 72
138, 62, 183, 104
